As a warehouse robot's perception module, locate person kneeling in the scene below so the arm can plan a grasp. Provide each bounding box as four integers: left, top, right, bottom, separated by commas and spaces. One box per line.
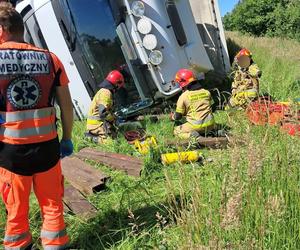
86, 70, 125, 143
171, 69, 215, 139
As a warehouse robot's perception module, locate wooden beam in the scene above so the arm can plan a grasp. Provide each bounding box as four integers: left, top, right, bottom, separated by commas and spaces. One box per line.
63, 185, 97, 220
61, 157, 109, 196
165, 136, 229, 149
76, 148, 143, 177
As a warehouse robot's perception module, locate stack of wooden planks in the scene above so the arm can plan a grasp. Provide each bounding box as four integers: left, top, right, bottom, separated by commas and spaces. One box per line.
61, 157, 108, 220
61, 148, 143, 220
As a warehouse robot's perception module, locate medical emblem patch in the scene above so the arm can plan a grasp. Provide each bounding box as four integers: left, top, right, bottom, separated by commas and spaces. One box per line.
7, 75, 42, 109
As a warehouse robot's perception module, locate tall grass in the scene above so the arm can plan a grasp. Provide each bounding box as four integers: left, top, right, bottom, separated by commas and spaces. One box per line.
163, 113, 300, 249
1, 33, 300, 249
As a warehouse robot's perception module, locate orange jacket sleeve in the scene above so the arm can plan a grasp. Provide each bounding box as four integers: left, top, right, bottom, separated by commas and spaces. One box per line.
51, 53, 69, 86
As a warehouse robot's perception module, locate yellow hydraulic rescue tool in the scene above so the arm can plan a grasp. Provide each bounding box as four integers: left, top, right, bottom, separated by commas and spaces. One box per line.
134, 136, 158, 155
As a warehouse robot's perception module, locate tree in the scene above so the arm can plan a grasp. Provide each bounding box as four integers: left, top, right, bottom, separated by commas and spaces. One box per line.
223, 0, 300, 41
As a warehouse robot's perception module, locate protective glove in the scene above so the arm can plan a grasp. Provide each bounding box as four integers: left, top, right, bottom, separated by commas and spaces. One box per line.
60, 139, 73, 158
0, 115, 5, 125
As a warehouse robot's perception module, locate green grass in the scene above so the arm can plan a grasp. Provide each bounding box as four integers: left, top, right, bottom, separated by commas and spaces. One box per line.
1, 32, 300, 249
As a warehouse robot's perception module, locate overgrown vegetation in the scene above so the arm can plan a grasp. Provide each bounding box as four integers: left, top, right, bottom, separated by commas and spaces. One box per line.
223, 0, 300, 41
1, 33, 300, 249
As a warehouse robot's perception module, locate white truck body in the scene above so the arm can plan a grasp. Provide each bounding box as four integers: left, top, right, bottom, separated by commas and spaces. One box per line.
16, 0, 229, 119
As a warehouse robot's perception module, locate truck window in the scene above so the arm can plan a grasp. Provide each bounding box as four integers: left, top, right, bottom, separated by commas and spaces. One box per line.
60, 0, 125, 83
166, 0, 187, 46
19, 4, 47, 49
53, 0, 142, 108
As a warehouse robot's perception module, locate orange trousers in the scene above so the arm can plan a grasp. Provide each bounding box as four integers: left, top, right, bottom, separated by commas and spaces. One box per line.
0, 161, 69, 250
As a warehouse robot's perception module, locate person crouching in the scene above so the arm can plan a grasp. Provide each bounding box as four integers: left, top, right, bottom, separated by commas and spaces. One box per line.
86, 70, 125, 143
171, 69, 215, 139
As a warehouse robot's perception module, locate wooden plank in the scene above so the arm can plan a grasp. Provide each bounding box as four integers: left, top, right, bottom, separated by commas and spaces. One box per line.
78, 147, 142, 164
63, 203, 71, 214
76, 152, 142, 177
165, 136, 229, 149
197, 136, 229, 148
76, 148, 143, 177
63, 185, 97, 220
61, 157, 109, 196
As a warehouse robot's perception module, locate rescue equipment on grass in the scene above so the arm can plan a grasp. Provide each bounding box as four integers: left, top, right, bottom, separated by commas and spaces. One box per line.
134, 136, 157, 155
246, 98, 300, 137
124, 129, 146, 144
161, 150, 203, 165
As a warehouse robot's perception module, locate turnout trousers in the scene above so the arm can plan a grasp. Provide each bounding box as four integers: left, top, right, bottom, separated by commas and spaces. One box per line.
0, 161, 69, 250
174, 122, 215, 139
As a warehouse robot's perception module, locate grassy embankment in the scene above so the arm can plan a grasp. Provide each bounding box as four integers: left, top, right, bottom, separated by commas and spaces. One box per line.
1, 32, 299, 249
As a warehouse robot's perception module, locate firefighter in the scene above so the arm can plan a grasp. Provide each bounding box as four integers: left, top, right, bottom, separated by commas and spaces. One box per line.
86, 70, 125, 143
0, 3, 73, 250
171, 69, 215, 139
227, 48, 262, 109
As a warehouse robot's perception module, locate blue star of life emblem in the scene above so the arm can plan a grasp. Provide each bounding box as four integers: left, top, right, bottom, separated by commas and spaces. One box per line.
7, 75, 42, 109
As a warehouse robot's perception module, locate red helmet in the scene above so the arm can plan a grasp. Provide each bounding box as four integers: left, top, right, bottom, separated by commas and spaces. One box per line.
236, 48, 252, 59
106, 70, 125, 88
175, 69, 196, 88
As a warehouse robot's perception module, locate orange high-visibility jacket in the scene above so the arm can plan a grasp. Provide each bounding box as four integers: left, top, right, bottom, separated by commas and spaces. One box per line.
0, 42, 69, 175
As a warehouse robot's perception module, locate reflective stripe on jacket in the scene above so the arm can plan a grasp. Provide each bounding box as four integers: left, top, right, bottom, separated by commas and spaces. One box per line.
234, 88, 258, 98
87, 115, 103, 126
0, 107, 57, 144
189, 113, 215, 129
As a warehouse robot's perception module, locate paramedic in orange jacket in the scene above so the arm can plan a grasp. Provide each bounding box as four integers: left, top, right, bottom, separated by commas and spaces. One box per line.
0, 3, 73, 250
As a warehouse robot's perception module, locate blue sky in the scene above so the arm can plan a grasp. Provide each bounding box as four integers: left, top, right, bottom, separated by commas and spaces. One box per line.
218, 0, 239, 16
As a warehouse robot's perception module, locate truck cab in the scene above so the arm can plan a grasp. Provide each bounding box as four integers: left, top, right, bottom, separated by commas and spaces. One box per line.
16, 0, 229, 119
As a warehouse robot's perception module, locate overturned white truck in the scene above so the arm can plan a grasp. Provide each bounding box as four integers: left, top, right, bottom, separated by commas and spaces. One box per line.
16, 0, 230, 119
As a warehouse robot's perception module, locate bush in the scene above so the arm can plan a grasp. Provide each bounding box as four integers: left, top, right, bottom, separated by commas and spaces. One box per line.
223, 0, 300, 41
